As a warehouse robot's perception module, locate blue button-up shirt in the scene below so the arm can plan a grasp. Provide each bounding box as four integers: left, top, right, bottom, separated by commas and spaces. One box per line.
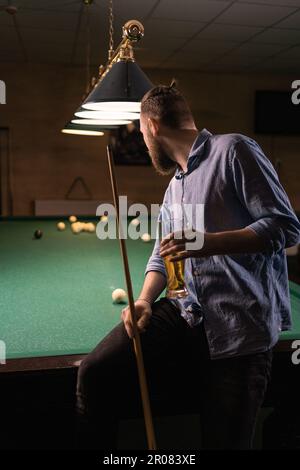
145, 129, 300, 359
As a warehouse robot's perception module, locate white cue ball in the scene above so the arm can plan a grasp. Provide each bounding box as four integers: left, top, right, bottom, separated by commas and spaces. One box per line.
112, 288, 127, 304
69, 215, 77, 223
57, 222, 66, 231
130, 218, 140, 227
141, 233, 151, 242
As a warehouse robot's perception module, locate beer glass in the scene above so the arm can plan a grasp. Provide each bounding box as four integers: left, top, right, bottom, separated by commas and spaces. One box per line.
159, 209, 188, 299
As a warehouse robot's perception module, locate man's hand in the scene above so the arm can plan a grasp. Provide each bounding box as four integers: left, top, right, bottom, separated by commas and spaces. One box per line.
159, 227, 269, 261
159, 231, 216, 261
121, 299, 152, 339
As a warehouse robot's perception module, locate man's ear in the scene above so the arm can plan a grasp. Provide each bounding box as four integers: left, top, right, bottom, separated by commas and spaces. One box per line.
148, 117, 160, 136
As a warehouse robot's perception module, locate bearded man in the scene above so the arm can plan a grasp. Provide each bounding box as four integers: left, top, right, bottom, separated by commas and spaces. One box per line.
76, 84, 300, 450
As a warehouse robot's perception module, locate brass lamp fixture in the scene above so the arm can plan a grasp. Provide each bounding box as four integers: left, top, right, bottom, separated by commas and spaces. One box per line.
80, 0, 153, 117
62, 0, 119, 135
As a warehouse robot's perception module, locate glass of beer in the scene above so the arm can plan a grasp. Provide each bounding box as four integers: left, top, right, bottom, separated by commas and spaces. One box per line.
164, 254, 188, 298
159, 210, 188, 299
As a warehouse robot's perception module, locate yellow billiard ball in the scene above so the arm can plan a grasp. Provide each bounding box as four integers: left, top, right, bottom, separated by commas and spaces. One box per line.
57, 222, 66, 231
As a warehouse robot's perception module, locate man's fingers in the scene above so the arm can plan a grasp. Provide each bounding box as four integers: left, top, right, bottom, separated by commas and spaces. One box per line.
160, 232, 174, 247
121, 308, 133, 338
124, 318, 133, 339
125, 316, 149, 338
160, 242, 186, 257
122, 306, 152, 338
137, 314, 150, 332
170, 250, 189, 261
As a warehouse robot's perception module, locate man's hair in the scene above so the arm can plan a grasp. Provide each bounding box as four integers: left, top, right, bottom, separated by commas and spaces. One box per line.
141, 80, 193, 129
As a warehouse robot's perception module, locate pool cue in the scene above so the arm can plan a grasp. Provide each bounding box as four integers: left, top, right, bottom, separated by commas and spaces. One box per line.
106, 145, 157, 451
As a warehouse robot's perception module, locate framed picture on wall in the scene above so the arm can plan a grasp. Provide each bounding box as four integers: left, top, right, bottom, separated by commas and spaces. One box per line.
109, 121, 151, 166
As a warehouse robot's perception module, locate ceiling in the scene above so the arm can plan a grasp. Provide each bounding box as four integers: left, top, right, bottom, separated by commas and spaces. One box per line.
1, 0, 300, 73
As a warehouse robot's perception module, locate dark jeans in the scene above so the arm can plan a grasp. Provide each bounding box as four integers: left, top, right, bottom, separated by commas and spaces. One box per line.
76, 298, 272, 450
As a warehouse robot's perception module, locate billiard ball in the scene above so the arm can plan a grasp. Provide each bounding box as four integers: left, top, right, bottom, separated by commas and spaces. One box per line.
34, 229, 43, 239
112, 288, 127, 304
57, 222, 66, 231
77, 222, 85, 231
141, 233, 151, 242
130, 218, 140, 227
86, 222, 95, 232
71, 222, 82, 234
80, 222, 88, 232
101, 215, 108, 222
69, 215, 77, 223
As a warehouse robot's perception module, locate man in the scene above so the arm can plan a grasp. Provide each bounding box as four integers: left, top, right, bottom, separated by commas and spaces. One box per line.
76, 84, 300, 449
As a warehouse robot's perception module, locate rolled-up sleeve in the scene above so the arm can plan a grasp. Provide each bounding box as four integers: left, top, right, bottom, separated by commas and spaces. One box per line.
145, 234, 167, 278
230, 138, 300, 254
144, 190, 170, 278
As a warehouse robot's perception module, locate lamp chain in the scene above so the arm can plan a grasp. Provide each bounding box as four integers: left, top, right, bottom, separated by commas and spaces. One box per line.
85, 1, 91, 94
108, 0, 114, 61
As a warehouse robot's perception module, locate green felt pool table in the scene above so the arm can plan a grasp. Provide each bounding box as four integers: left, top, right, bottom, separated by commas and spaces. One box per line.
0, 217, 157, 372
0, 217, 300, 450
0, 217, 299, 373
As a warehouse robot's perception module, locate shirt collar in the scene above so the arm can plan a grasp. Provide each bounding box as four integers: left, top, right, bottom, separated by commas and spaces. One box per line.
175, 128, 212, 179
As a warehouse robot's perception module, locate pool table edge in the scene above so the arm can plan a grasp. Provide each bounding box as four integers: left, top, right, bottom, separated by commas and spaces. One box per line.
0, 337, 296, 374
0, 353, 86, 374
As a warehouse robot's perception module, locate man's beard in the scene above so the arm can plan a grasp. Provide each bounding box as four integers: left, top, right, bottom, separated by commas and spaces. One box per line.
147, 137, 177, 176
